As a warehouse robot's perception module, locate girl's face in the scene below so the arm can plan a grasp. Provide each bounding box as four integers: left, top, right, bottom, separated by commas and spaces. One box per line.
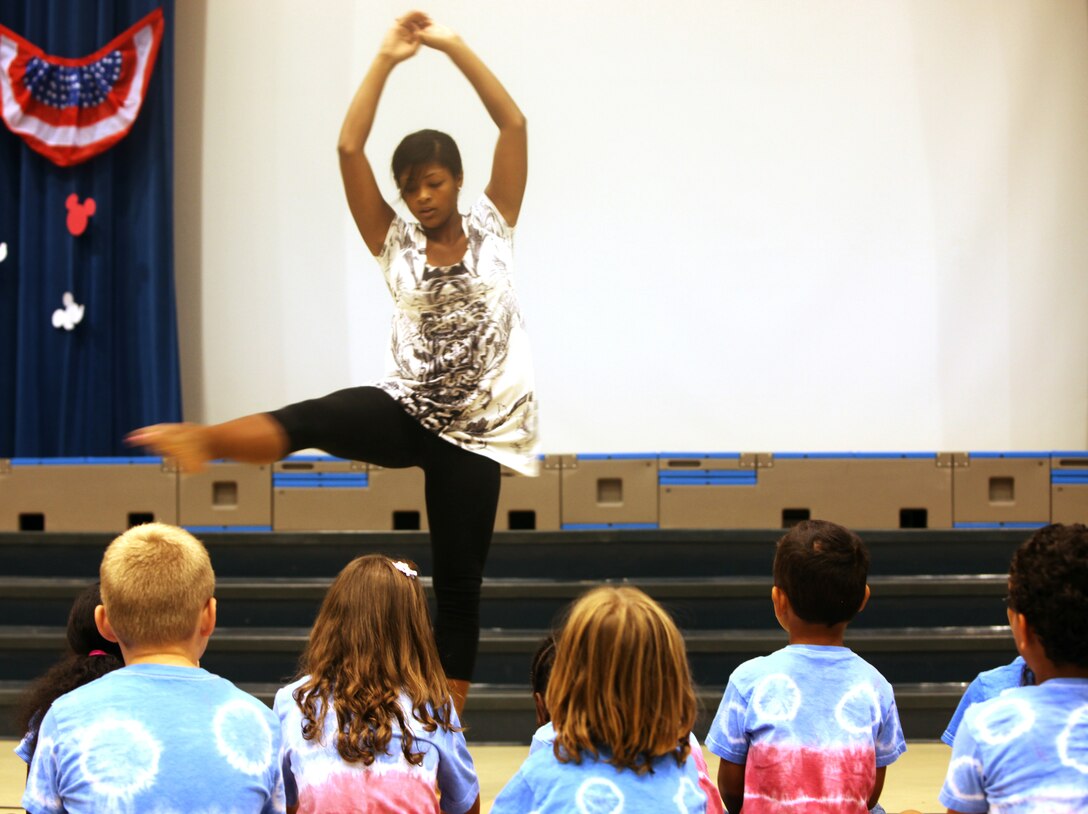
398, 161, 461, 230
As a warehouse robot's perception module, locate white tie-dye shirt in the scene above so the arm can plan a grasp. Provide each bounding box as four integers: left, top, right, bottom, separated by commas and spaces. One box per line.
22, 663, 285, 814
705, 644, 906, 814
939, 678, 1088, 813
375, 194, 540, 476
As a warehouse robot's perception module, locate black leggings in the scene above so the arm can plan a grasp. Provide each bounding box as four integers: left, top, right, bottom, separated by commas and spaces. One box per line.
269, 386, 500, 681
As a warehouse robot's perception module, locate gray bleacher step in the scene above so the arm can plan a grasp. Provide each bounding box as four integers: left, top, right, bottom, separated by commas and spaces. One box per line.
0, 574, 1009, 630
0, 624, 1016, 689
0, 528, 1026, 580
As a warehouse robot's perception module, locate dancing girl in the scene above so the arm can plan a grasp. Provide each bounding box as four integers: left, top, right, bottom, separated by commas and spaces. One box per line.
129, 11, 538, 713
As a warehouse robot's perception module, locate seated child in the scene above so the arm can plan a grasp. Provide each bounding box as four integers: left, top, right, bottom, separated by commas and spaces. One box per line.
491, 586, 723, 814
705, 519, 906, 814
938, 522, 1088, 813
941, 655, 1034, 746
21, 523, 285, 814
15, 582, 123, 765
274, 555, 479, 814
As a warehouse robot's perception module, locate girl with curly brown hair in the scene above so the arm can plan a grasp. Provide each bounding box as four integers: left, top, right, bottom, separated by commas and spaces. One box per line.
273, 554, 479, 814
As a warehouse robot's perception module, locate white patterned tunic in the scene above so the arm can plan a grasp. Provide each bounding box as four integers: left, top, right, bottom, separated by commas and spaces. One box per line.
375, 194, 540, 475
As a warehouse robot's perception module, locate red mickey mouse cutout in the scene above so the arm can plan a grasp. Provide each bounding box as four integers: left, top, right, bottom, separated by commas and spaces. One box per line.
66, 194, 96, 236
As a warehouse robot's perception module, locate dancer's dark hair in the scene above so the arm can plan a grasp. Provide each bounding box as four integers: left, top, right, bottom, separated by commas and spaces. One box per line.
392, 129, 463, 190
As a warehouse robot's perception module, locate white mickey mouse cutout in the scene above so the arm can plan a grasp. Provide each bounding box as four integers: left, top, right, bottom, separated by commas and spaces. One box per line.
53, 291, 85, 331
0, 241, 7, 263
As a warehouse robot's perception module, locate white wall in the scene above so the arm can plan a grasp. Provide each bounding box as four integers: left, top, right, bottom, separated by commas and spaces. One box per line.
175, 0, 1088, 454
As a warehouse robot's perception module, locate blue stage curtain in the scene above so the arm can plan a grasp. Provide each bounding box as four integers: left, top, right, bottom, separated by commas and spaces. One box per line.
0, 0, 178, 457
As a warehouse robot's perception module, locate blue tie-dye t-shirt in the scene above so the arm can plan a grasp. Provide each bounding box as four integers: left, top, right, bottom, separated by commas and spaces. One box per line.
938, 678, 1088, 813
705, 644, 906, 814
941, 656, 1032, 746
491, 740, 724, 814
22, 663, 285, 814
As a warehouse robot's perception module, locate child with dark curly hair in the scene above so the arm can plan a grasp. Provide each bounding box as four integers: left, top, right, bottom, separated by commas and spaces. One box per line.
938, 523, 1088, 813
14, 583, 123, 766
274, 554, 478, 814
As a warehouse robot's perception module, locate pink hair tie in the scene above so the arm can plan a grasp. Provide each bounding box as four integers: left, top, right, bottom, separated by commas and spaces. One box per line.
88, 650, 109, 657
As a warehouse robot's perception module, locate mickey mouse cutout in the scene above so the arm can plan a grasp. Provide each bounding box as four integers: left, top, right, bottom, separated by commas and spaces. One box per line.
66, 194, 96, 236
53, 292, 85, 331
0, 241, 7, 263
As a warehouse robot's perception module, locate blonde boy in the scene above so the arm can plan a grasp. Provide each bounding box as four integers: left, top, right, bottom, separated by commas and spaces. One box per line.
23, 523, 285, 814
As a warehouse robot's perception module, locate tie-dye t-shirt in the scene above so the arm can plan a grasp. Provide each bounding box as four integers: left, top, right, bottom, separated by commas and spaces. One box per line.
941, 656, 1032, 746
274, 678, 478, 814
491, 739, 725, 814
938, 678, 1088, 813
527, 721, 723, 811
705, 644, 906, 814
22, 663, 285, 814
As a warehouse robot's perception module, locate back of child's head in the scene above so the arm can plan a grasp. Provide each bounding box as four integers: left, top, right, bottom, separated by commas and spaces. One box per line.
15, 582, 123, 759
1008, 523, 1088, 669
294, 554, 453, 766
547, 586, 695, 774
530, 634, 557, 699
774, 519, 869, 626
100, 522, 214, 648
530, 633, 558, 725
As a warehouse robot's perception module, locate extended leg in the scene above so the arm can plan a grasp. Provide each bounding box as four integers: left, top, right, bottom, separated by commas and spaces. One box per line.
128, 387, 420, 472
126, 414, 288, 473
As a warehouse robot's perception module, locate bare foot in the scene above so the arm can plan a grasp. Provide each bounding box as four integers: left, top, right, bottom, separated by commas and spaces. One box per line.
126, 423, 212, 473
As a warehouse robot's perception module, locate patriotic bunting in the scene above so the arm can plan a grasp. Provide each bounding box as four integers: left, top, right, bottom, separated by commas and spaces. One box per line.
0, 8, 163, 166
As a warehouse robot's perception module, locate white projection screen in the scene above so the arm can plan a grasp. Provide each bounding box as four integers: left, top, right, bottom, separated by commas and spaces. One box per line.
173, 0, 1088, 455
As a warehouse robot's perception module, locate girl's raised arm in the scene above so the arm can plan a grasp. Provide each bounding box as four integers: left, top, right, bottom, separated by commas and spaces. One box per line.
339, 15, 425, 255
420, 20, 527, 226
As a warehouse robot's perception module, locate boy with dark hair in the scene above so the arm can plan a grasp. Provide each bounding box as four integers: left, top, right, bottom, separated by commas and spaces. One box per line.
705, 519, 906, 814
939, 522, 1088, 813
22, 523, 285, 814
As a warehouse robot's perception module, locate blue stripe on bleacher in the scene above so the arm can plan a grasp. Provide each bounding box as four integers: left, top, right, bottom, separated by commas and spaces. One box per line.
657, 476, 761, 483
954, 522, 1049, 530
968, 452, 1049, 459
10, 456, 163, 466
562, 523, 659, 530
185, 525, 274, 533
1052, 470, 1088, 484
658, 470, 756, 478
273, 474, 368, 489
773, 452, 852, 460
659, 471, 757, 486
574, 453, 657, 461
851, 452, 937, 459
659, 452, 742, 459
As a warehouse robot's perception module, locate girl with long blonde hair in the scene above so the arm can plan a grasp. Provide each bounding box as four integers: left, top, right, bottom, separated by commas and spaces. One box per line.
491, 586, 723, 813
273, 555, 479, 814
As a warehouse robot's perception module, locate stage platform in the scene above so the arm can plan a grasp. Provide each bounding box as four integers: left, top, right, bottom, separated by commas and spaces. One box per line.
0, 528, 1023, 742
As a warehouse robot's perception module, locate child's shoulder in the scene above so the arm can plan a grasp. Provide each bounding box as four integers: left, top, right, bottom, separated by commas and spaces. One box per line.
730, 646, 892, 693
964, 677, 1087, 727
